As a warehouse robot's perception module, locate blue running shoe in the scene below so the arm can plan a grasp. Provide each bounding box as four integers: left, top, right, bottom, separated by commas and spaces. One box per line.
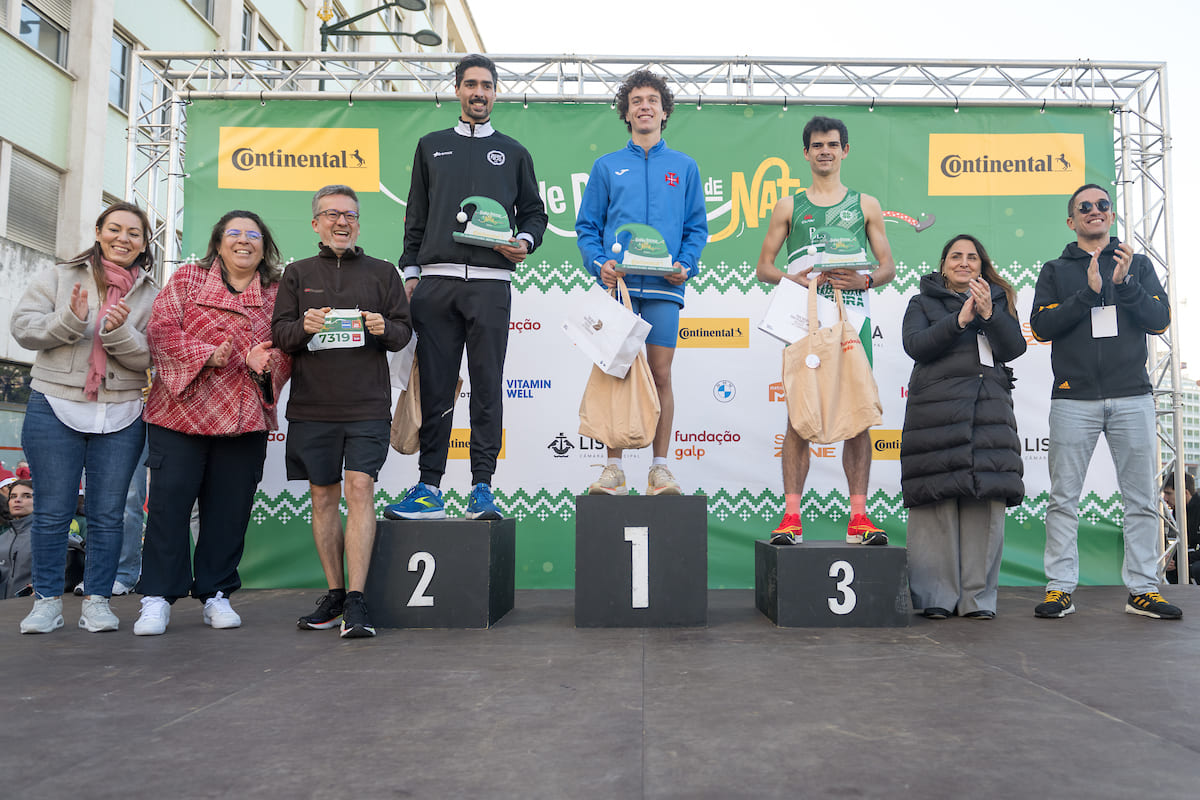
384, 483, 447, 520
465, 483, 504, 521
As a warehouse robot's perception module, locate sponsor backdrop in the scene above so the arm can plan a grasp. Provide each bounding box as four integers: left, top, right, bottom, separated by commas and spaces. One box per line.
183, 100, 1126, 590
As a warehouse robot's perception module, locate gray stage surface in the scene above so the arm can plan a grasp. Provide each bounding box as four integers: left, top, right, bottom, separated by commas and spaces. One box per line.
2, 586, 1198, 799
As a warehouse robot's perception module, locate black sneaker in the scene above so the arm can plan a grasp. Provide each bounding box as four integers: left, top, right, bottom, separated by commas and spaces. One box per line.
1125, 592, 1183, 620
297, 592, 345, 630
340, 593, 377, 638
1034, 590, 1074, 618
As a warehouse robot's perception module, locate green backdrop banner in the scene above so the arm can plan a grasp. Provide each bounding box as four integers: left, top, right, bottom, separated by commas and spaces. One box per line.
183, 100, 1125, 589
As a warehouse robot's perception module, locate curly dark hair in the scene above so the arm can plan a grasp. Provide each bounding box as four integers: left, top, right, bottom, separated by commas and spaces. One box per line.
616, 70, 674, 133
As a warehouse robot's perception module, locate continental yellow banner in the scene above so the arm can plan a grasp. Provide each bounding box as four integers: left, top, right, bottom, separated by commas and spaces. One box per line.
448, 428, 506, 460
217, 127, 379, 191
676, 318, 750, 349
870, 429, 902, 461
928, 133, 1084, 196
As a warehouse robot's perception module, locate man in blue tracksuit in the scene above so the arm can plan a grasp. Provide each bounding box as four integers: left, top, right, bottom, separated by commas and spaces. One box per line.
575, 70, 708, 497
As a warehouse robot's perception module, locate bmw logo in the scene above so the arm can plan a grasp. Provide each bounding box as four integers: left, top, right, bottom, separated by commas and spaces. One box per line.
713, 380, 736, 403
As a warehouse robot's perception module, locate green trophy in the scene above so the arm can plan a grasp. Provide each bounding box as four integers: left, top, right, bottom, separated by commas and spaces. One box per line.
452, 195, 516, 248
808, 225, 877, 271
611, 223, 677, 276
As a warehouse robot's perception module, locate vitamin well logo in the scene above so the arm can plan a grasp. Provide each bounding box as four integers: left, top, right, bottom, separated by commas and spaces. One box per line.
218, 127, 379, 191
448, 428, 506, 460
677, 318, 750, 349
928, 133, 1083, 196
870, 429, 902, 461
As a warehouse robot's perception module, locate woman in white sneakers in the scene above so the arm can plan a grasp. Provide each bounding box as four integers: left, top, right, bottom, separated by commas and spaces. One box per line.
133, 210, 290, 635
11, 202, 158, 634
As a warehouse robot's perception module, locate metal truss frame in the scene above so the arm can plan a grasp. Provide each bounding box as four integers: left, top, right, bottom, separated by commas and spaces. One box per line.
125, 53, 1183, 578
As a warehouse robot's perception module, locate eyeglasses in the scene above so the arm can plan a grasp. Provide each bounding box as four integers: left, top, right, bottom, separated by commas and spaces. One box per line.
224, 229, 262, 240
316, 210, 360, 222
1076, 199, 1112, 214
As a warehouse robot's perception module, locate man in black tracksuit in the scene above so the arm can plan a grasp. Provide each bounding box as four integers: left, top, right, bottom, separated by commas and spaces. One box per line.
386, 54, 547, 522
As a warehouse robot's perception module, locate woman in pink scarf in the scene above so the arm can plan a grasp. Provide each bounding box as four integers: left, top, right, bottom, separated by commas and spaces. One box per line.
10, 202, 158, 635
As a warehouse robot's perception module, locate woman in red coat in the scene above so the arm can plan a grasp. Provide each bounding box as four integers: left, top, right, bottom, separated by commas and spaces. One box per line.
134, 210, 291, 635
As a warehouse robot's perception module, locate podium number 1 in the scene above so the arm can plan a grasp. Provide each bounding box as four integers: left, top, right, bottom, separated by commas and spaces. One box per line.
407, 551, 435, 607
625, 527, 649, 608
827, 560, 856, 615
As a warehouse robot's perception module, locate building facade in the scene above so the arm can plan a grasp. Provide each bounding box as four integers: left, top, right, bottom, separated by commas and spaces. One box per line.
0, 0, 483, 458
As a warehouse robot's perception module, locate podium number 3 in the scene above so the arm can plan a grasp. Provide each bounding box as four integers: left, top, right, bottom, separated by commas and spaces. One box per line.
625, 527, 649, 608
408, 551, 436, 607
828, 560, 856, 615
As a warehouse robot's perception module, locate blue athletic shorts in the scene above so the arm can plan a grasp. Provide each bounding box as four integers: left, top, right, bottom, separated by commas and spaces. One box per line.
629, 297, 681, 348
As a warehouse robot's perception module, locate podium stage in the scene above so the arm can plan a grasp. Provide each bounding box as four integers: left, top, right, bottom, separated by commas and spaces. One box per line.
1, 586, 1198, 798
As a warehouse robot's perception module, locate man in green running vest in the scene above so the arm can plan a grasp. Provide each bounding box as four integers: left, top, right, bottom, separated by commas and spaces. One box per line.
755, 115, 896, 547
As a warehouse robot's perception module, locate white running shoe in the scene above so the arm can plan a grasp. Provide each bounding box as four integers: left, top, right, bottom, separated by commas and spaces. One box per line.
134, 596, 170, 636
20, 596, 64, 634
647, 465, 683, 496
203, 591, 242, 629
587, 464, 628, 496
79, 596, 120, 632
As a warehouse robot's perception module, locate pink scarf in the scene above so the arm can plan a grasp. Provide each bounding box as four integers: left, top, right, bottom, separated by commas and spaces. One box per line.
83, 257, 137, 400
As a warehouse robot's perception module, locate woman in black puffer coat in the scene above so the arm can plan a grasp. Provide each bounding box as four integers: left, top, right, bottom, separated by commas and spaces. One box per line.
901, 234, 1026, 620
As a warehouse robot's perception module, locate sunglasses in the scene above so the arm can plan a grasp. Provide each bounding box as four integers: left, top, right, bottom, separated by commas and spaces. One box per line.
1076, 199, 1112, 214
224, 229, 262, 240
316, 210, 360, 222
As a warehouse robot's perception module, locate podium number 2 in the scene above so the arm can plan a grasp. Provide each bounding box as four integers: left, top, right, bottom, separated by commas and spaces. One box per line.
827, 560, 856, 615
407, 551, 435, 607
625, 527, 649, 608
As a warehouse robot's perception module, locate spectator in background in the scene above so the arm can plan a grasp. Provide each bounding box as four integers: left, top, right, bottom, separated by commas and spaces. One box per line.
0, 480, 34, 600
1162, 471, 1200, 585
15, 461, 30, 480
10, 201, 157, 634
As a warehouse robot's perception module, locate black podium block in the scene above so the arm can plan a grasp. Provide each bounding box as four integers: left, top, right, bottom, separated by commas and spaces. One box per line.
755, 540, 910, 627
574, 495, 707, 627
363, 518, 515, 629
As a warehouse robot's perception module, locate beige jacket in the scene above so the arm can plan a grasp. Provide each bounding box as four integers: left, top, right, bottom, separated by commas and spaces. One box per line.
11, 260, 158, 403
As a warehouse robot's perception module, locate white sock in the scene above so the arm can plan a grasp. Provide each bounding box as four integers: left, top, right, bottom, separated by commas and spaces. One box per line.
652, 457, 668, 466
608, 458, 622, 467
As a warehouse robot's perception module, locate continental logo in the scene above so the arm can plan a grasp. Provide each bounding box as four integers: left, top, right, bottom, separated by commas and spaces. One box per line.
870, 429, 902, 461
448, 428, 506, 460
218, 127, 379, 191
928, 133, 1083, 196
676, 318, 750, 349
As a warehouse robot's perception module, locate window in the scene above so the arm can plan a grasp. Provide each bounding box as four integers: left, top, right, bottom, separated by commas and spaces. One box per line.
6, 149, 61, 255
18, 2, 68, 67
187, 0, 213, 23
109, 33, 131, 109
241, 9, 253, 51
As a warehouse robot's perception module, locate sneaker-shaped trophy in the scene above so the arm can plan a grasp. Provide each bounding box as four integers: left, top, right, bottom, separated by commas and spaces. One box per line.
452, 195, 516, 248
808, 226, 877, 271
611, 223, 678, 276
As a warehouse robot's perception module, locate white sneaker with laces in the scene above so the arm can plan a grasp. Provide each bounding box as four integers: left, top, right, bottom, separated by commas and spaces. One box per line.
134, 596, 170, 636
79, 595, 120, 632
20, 596, 65, 634
112, 580, 133, 596
203, 591, 242, 629
647, 465, 683, 496
587, 464, 628, 496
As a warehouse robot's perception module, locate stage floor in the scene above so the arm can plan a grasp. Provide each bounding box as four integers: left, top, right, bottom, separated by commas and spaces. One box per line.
2, 586, 1198, 799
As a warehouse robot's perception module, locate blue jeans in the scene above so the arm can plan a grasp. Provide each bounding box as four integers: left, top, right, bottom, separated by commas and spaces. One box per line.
115, 441, 150, 588
21, 391, 146, 598
1045, 395, 1159, 595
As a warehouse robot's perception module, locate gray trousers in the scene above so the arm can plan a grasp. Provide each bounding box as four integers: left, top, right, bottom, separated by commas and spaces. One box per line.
907, 497, 1005, 614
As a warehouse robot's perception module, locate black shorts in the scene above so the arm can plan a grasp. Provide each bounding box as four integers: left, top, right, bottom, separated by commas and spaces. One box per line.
284, 419, 390, 485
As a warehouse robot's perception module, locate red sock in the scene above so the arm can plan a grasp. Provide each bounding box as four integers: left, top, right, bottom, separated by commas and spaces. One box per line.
850, 495, 867, 516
